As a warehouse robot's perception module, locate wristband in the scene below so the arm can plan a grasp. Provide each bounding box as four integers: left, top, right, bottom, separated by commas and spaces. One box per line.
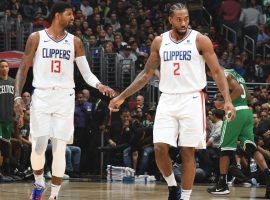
14, 96, 22, 101
96, 82, 102, 89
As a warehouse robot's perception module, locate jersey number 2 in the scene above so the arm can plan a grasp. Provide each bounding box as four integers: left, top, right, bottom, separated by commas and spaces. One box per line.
173, 63, 180, 76
51, 60, 61, 73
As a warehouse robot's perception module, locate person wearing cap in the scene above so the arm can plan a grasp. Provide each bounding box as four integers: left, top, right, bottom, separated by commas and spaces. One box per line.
233, 55, 246, 77
116, 44, 138, 69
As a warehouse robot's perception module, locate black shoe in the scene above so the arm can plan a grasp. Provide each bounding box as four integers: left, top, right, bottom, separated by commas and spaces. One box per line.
264, 169, 270, 199
0, 173, 13, 183
207, 183, 230, 195
168, 186, 181, 200
265, 190, 270, 199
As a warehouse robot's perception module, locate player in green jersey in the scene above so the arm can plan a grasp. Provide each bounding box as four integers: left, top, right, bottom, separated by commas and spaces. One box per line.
207, 68, 270, 198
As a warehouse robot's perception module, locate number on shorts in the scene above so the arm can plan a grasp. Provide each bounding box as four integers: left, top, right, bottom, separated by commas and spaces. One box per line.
173, 63, 180, 76
51, 60, 61, 73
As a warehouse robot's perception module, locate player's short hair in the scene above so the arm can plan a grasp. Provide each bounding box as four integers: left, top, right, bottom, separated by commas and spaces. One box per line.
50, 1, 73, 20
0, 59, 8, 64
169, 3, 187, 16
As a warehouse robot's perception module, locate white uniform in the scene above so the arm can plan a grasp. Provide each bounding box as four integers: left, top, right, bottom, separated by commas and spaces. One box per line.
30, 29, 75, 142
153, 29, 206, 148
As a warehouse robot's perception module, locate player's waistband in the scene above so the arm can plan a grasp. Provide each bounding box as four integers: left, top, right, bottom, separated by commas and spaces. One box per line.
34, 87, 73, 90
162, 90, 202, 95
235, 105, 249, 111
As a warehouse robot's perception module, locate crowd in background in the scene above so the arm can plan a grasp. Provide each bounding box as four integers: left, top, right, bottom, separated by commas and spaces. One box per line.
0, 0, 270, 186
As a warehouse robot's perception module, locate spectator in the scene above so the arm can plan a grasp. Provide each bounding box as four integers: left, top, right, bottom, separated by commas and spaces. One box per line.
80, 0, 93, 19
117, 44, 137, 64
257, 25, 270, 51
19, 109, 31, 172
7, 0, 22, 18
105, 12, 121, 32
218, 51, 232, 69
22, 91, 31, 110
254, 54, 265, 82
74, 91, 93, 171
104, 24, 114, 42
22, 0, 38, 21
233, 55, 246, 78
65, 145, 81, 178
239, 2, 264, 48
218, 0, 241, 32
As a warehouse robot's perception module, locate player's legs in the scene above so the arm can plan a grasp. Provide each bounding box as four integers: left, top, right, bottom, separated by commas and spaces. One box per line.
50, 138, 67, 199
30, 136, 49, 200
181, 147, 196, 199
153, 93, 181, 199
48, 101, 74, 199
208, 112, 243, 195
177, 91, 206, 200
30, 91, 54, 200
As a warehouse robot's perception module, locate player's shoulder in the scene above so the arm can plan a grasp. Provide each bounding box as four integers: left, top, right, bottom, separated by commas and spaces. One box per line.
28, 31, 40, 42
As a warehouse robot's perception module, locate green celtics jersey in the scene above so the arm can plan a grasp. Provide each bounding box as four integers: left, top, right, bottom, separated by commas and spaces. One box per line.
224, 69, 248, 107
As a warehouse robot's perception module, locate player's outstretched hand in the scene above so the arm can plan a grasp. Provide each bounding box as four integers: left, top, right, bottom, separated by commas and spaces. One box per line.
223, 101, 236, 122
14, 98, 25, 116
109, 96, 125, 112
98, 84, 115, 97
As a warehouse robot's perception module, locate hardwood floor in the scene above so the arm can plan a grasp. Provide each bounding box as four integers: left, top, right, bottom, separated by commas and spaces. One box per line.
0, 181, 268, 200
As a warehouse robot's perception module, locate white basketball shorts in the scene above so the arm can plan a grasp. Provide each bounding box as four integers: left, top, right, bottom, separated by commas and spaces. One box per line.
30, 88, 75, 143
153, 91, 206, 149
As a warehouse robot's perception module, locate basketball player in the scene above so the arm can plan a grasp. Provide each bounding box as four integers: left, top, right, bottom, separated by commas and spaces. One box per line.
13, 2, 114, 200
207, 68, 270, 198
0, 60, 16, 179
109, 3, 236, 200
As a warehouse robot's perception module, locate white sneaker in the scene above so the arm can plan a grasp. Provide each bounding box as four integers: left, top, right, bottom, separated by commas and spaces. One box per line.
48, 196, 57, 200
63, 174, 70, 180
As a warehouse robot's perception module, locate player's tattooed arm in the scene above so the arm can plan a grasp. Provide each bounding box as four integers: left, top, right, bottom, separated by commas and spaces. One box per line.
119, 36, 161, 99
15, 32, 39, 98
74, 36, 85, 57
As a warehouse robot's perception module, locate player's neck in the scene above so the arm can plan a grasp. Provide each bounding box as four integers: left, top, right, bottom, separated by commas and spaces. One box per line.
171, 29, 189, 41
46, 24, 66, 40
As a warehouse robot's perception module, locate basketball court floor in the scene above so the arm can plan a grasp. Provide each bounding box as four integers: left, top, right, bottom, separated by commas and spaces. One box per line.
0, 180, 268, 199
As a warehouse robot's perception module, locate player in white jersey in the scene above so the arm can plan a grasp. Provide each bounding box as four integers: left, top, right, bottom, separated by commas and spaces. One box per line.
109, 3, 236, 200
13, 2, 114, 200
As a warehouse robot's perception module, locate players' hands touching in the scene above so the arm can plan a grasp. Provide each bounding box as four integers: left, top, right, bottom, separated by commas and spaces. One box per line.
223, 101, 236, 122
108, 96, 125, 112
97, 84, 115, 97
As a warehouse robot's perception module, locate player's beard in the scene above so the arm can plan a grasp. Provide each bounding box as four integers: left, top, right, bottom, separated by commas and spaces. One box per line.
175, 28, 187, 37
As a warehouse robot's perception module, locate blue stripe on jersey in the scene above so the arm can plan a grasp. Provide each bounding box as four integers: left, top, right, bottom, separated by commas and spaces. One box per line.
169, 29, 192, 44
45, 29, 68, 43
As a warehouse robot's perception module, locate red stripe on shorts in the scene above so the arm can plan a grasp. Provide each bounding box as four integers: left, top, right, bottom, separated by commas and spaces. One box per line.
200, 91, 206, 134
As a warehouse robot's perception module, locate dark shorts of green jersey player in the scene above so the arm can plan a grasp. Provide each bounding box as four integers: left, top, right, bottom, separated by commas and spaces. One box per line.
0, 121, 14, 142
219, 106, 257, 157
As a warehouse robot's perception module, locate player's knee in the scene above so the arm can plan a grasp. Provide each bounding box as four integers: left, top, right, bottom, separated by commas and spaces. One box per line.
33, 136, 48, 155
245, 143, 257, 157
154, 143, 169, 157
220, 150, 234, 157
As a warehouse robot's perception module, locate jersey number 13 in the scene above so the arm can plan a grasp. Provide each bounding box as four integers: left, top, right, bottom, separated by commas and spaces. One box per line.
51, 60, 61, 73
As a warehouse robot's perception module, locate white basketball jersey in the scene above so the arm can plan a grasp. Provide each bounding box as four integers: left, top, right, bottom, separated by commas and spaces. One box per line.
32, 30, 75, 89
159, 29, 206, 93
